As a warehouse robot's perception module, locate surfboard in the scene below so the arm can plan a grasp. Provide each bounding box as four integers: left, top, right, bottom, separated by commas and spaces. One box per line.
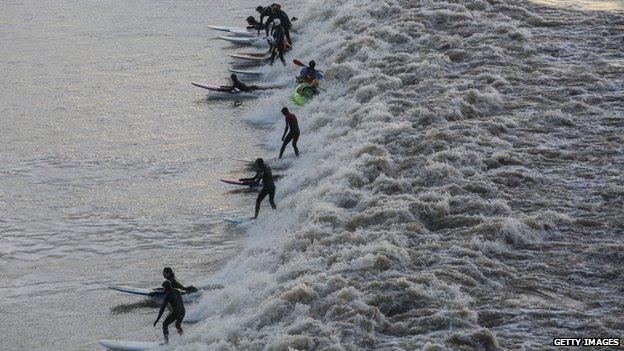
228, 30, 257, 37
98, 339, 162, 351
228, 68, 263, 76
191, 82, 227, 92
219, 36, 259, 45
109, 285, 159, 297
221, 216, 246, 225
220, 178, 257, 186
235, 52, 269, 57
208, 25, 250, 32
228, 53, 267, 62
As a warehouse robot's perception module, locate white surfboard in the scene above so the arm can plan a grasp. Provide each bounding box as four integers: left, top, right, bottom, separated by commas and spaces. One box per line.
227, 53, 268, 62
219, 36, 261, 45
208, 25, 250, 32
98, 339, 162, 351
228, 68, 264, 76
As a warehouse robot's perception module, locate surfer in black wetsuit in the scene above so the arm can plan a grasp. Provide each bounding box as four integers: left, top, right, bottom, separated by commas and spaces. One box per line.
153, 280, 185, 344
266, 6, 292, 46
279, 107, 299, 158
246, 16, 264, 34
239, 158, 276, 218
221, 74, 261, 92
268, 19, 287, 66
256, 5, 275, 28
163, 267, 197, 293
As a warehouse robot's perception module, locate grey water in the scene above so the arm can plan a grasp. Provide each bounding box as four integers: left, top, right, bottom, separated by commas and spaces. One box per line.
0, 0, 264, 349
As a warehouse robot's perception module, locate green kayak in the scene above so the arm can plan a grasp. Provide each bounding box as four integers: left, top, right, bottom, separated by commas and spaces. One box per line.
292, 83, 315, 106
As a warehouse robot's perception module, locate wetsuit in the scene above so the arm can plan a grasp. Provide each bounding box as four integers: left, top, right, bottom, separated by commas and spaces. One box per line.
258, 6, 274, 27
154, 285, 185, 343
223, 78, 259, 93
279, 112, 300, 159
266, 9, 292, 45
241, 164, 276, 217
269, 26, 287, 66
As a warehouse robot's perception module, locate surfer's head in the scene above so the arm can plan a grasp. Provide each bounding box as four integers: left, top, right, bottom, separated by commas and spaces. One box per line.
162, 280, 173, 291
163, 267, 174, 279
255, 158, 264, 167
273, 19, 281, 27
246, 16, 256, 25
281, 107, 289, 115
309, 60, 316, 69
256, 6, 263, 13
231, 74, 238, 81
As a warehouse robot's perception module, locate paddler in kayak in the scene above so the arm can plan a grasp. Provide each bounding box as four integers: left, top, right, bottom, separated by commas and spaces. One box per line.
268, 19, 288, 66
239, 158, 276, 218
221, 74, 263, 92
153, 280, 185, 344
163, 267, 197, 293
279, 107, 300, 159
297, 60, 323, 84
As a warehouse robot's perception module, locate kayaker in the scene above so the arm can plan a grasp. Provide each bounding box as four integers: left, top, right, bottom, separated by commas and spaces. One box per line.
297, 60, 323, 83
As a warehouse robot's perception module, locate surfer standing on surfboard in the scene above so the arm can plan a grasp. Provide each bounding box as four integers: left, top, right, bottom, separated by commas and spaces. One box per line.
153, 280, 185, 344
239, 158, 277, 218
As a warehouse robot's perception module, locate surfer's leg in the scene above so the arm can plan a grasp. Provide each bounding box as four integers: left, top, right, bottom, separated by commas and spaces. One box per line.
162, 313, 176, 343
292, 132, 299, 157
284, 26, 292, 46
255, 188, 269, 218
279, 49, 286, 66
279, 134, 293, 159
175, 312, 185, 335
268, 187, 276, 209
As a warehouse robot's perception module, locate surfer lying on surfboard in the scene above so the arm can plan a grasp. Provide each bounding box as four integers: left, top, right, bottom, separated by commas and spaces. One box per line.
239, 158, 277, 218
154, 280, 185, 344
220, 74, 269, 92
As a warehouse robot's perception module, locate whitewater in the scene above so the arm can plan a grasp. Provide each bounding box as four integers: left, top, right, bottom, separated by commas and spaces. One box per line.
180, 0, 623, 350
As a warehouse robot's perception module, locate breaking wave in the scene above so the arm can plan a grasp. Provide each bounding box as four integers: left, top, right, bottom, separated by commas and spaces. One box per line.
180, 0, 624, 349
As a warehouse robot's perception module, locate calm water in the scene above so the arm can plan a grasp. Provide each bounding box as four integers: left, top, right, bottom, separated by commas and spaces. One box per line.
0, 0, 266, 349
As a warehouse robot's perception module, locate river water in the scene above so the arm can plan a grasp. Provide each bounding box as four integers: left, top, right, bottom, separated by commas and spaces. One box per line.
1, 0, 271, 349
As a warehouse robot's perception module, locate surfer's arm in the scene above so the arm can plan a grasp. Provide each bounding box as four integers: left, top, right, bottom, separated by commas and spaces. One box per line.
154, 298, 167, 326
282, 122, 289, 141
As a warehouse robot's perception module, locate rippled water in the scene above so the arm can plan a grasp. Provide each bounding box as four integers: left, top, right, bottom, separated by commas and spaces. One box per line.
1, 0, 269, 349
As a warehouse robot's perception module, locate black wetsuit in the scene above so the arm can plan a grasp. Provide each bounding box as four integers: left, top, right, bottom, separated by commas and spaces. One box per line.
259, 6, 274, 27
241, 164, 276, 217
223, 78, 259, 93
279, 112, 300, 158
269, 26, 287, 66
155, 286, 185, 343
266, 9, 292, 45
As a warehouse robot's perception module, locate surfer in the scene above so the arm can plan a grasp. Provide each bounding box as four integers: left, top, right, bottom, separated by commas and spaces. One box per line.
153, 280, 185, 344
221, 74, 261, 92
246, 16, 264, 34
266, 6, 292, 45
163, 267, 197, 293
297, 60, 323, 84
256, 5, 275, 27
268, 19, 287, 66
279, 107, 299, 159
239, 158, 276, 218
